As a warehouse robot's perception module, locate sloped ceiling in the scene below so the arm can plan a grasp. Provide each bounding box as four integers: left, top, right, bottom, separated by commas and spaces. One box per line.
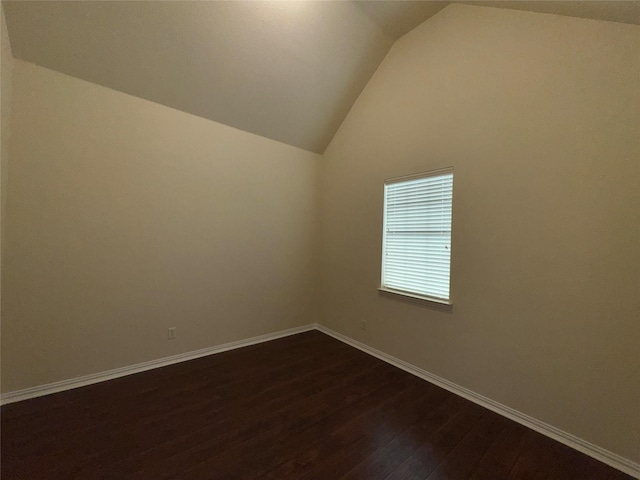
3, 1, 639, 153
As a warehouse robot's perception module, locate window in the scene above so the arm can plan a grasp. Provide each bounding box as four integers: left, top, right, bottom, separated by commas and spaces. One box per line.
380, 168, 453, 304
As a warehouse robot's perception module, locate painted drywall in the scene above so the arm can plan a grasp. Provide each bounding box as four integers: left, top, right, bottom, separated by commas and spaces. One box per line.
4, 3, 639, 156
1, 5, 14, 382
3, 1, 398, 154
320, 4, 640, 463
1, 7, 11, 234
1, 60, 321, 393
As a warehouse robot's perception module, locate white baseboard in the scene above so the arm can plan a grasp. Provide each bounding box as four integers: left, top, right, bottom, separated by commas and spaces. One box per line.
2, 322, 637, 478
0, 324, 316, 406
315, 324, 640, 479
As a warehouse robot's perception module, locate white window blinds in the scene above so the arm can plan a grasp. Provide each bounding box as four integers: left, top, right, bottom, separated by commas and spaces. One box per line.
381, 169, 453, 302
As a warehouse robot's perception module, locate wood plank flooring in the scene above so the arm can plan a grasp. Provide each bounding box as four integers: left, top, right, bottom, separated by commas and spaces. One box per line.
1, 331, 632, 480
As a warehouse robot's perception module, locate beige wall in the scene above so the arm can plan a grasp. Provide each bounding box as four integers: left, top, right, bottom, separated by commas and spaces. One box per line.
1, 6, 11, 236
1, 5, 14, 380
1, 60, 321, 392
320, 4, 640, 463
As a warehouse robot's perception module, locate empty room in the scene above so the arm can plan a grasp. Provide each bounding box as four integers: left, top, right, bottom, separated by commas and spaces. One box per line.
1, 1, 638, 479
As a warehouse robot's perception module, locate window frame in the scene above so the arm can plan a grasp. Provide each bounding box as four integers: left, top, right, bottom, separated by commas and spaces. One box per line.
379, 167, 454, 306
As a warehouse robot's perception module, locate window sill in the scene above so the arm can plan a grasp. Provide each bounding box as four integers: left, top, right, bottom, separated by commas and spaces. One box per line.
378, 287, 453, 309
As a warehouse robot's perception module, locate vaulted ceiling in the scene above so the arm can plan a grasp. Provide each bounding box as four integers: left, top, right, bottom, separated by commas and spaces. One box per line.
3, 1, 639, 153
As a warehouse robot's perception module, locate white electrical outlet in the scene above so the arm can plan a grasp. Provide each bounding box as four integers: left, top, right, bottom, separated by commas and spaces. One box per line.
361, 320, 366, 331
168, 327, 176, 340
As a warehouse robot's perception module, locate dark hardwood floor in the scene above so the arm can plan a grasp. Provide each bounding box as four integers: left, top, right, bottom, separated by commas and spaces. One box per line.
1, 331, 632, 480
